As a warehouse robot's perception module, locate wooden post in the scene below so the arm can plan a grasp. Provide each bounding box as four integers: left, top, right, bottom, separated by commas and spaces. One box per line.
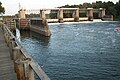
4, 32, 9, 45
4, 33, 7, 43
22, 58, 32, 80
7, 33, 10, 46
15, 58, 33, 80
8, 34, 12, 47
13, 46, 21, 72
7, 32, 11, 46
9, 37, 15, 60
13, 46, 21, 62
2, 25, 5, 34
15, 59, 25, 80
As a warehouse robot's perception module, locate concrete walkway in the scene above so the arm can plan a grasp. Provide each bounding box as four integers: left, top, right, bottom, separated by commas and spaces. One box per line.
0, 26, 17, 80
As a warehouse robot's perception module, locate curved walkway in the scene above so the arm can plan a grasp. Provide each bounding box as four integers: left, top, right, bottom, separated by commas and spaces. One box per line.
0, 26, 17, 80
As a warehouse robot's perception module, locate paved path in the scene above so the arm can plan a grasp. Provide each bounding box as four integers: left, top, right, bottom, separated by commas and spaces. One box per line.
0, 26, 17, 80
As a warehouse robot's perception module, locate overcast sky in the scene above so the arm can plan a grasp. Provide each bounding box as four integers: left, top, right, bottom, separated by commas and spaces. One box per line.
0, 0, 118, 15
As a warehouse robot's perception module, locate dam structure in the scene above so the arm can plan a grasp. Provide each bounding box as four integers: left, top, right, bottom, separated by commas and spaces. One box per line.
13, 7, 106, 36
25, 8, 106, 22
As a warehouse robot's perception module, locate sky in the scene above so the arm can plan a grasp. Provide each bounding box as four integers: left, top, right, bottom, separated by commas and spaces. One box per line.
0, 0, 118, 15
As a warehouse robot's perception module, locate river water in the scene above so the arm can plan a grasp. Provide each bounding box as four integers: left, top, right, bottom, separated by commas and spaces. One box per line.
19, 21, 120, 80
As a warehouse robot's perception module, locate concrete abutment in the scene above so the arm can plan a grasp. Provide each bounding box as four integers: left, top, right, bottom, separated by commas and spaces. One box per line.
18, 9, 51, 37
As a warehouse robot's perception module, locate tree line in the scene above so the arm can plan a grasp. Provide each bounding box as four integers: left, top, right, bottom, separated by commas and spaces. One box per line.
0, 2, 5, 14
59, 0, 120, 20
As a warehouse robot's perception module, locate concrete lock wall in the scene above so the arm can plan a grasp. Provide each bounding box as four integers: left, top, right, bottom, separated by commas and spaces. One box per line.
30, 19, 51, 37
18, 9, 30, 30
19, 19, 30, 30
18, 9, 51, 37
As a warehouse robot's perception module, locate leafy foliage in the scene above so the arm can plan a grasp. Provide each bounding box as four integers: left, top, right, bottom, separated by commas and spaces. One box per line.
59, 0, 120, 20
0, 2, 5, 14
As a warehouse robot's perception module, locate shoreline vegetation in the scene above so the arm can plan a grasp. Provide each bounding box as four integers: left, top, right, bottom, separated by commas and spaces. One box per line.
58, 0, 120, 21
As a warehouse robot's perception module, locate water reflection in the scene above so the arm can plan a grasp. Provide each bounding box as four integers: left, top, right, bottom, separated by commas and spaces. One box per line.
20, 30, 50, 46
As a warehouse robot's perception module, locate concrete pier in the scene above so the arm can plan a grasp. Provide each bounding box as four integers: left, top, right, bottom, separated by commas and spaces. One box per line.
99, 8, 106, 18
18, 9, 30, 30
87, 8, 93, 21
74, 8, 79, 22
0, 26, 17, 80
58, 9, 64, 23
19, 9, 26, 19
40, 10, 46, 19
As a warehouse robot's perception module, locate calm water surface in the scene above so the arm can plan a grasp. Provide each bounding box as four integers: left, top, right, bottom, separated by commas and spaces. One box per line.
20, 21, 120, 80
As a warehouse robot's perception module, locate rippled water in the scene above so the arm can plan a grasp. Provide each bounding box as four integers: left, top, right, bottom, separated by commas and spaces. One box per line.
20, 21, 120, 80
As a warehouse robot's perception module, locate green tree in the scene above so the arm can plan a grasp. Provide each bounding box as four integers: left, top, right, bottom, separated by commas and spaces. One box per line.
0, 2, 5, 14
59, 0, 120, 20
115, 0, 120, 20
82, 3, 92, 8
92, 1, 104, 8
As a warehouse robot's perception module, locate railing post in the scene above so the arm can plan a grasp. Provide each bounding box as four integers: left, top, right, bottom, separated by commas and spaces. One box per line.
13, 46, 21, 73
4, 32, 9, 45
13, 46, 21, 61
2, 25, 6, 34
6, 32, 11, 46
2, 24, 50, 80
8, 34, 12, 47
4, 32, 7, 43
9, 37, 15, 60
15, 58, 33, 80
15, 59, 25, 80
23, 58, 33, 80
